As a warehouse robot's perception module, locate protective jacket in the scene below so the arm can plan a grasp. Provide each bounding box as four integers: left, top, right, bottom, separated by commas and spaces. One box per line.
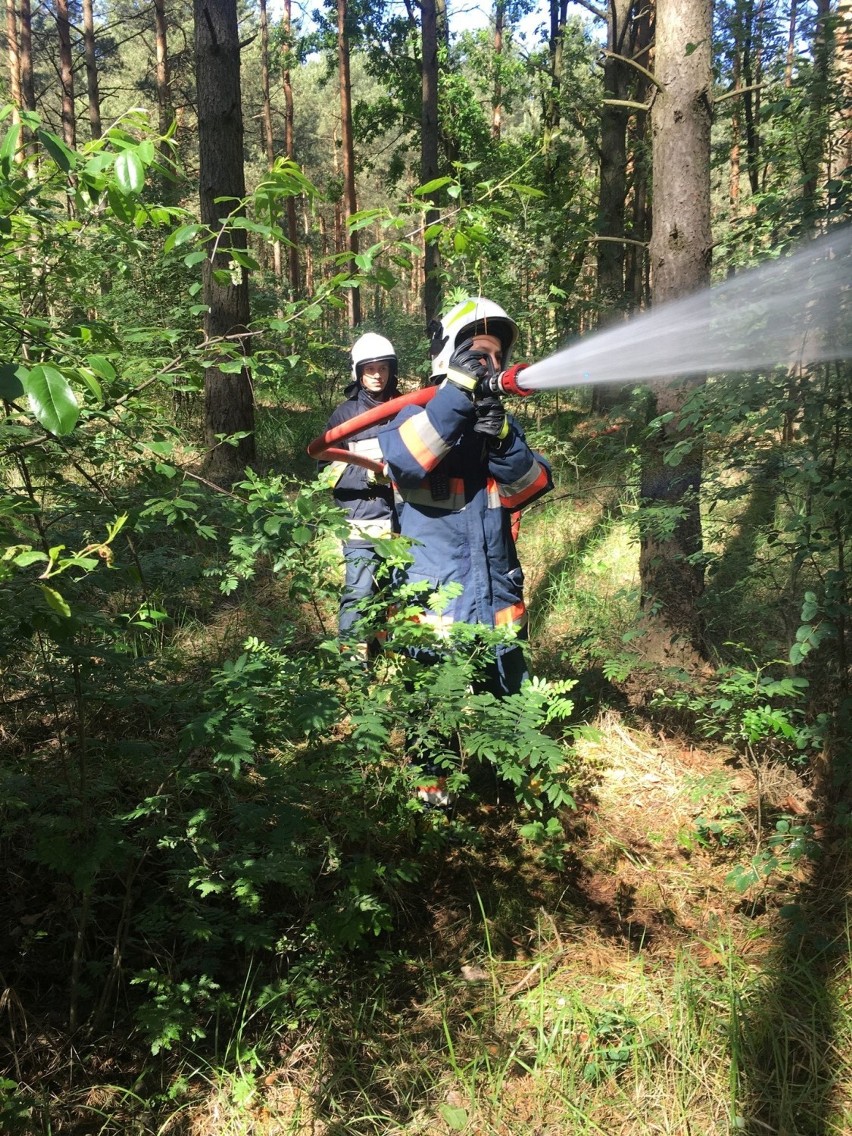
378, 381, 552, 635
322, 387, 398, 542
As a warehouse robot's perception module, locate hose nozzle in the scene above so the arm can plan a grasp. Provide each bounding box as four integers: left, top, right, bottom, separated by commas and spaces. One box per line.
486, 363, 534, 397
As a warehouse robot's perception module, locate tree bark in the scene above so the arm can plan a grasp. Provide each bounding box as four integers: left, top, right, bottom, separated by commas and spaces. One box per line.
56, 0, 76, 149
258, 0, 281, 276
837, 0, 852, 184
337, 0, 361, 327
801, 0, 833, 217
194, 0, 256, 483
153, 0, 173, 141
641, 0, 712, 665
5, 0, 21, 141
491, 0, 504, 140
282, 0, 301, 296
421, 0, 441, 324
592, 0, 639, 413
19, 0, 34, 113
82, 0, 102, 140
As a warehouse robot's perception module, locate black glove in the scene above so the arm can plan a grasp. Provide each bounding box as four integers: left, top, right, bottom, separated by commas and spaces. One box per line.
472, 395, 510, 446
445, 339, 492, 397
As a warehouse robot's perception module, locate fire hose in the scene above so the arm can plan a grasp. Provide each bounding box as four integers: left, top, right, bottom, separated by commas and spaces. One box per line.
306, 363, 534, 473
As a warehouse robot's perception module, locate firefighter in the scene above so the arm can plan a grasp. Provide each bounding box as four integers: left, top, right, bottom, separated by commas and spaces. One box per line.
320, 332, 399, 655
378, 297, 553, 697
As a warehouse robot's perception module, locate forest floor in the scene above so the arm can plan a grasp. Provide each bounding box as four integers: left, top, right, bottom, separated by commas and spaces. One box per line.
172, 702, 849, 1136
16, 410, 852, 1136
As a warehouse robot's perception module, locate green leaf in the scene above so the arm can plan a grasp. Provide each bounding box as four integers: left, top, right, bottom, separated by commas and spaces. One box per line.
165, 224, 204, 253
414, 176, 453, 196
107, 185, 134, 222
40, 584, 71, 618
114, 150, 145, 195
439, 1105, 468, 1131
0, 363, 26, 400
86, 354, 116, 382
372, 266, 396, 289
25, 365, 79, 435
37, 129, 75, 172
76, 368, 104, 404
506, 181, 546, 198
0, 122, 21, 168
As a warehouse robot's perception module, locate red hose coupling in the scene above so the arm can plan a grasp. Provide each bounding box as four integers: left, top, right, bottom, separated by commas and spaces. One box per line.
497, 363, 534, 397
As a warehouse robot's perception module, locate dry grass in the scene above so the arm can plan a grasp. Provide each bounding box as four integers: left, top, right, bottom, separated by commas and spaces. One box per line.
159, 710, 852, 1136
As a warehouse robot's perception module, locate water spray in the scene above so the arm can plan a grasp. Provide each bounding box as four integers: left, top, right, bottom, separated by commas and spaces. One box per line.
307, 226, 850, 468
518, 225, 851, 393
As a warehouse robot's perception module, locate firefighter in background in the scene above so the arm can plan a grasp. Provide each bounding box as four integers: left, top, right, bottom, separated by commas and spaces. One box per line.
378, 298, 553, 698
320, 332, 399, 655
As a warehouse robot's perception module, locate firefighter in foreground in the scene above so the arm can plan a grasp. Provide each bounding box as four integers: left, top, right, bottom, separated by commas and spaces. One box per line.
379, 299, 553, 803
321, 332, 399, 656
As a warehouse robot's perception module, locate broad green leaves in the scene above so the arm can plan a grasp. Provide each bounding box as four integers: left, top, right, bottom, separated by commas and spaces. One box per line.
24, 365, 79, 435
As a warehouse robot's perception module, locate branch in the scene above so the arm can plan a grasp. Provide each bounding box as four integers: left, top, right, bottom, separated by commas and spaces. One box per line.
573, 0, 608, 20
603, 49, 663, 90
587, 234, 649, 249
714, 82, 764, 105
602, 98, 653, 111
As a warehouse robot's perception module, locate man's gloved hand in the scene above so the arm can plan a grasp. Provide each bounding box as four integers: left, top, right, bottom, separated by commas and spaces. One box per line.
472, 395, 510, 446
445, 339, 492, 397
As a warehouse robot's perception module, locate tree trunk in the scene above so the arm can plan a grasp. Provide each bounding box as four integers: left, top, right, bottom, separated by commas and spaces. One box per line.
785, 0, 799, 87
5, 0, 21, 141
729, 44, 741, 212
19, 0, 34, 113
153, 0, 174, 150
436, 0, 449, 52
836, 0, 852, 185
740, 0, 763, 196
491, 0, 504, 140
194, 0, 256, 484
82, 0, 102, 140
56, 0, 76, 149
627, 3, 652, 309
18, 0, 35, 169
282, 0, 301, 296
421, 0, 441, 325
258, 0, 280, 276
337, 0, 361, 327
592, 0, 637, 413
801, 0, 833, 217
641, 0, 712, 665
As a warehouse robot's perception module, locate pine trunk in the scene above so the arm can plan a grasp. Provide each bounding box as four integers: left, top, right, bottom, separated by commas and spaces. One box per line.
5, 0, 21, 142
194, 0, 256, 484
282, 0, 300, 295
421, 0, 441, 324
337, 0, 361, 327
56, 0, 76, 149
153, 0, 174, 164
82, 0, 102, 140
641, 0, 712, 665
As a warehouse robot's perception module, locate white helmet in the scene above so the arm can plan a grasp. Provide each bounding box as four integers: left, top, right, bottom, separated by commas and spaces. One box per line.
430, 297, 518, 375
350, 332, 397, 384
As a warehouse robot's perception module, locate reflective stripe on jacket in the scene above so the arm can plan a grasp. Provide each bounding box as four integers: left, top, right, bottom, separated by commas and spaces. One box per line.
378, 381, 552, 630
